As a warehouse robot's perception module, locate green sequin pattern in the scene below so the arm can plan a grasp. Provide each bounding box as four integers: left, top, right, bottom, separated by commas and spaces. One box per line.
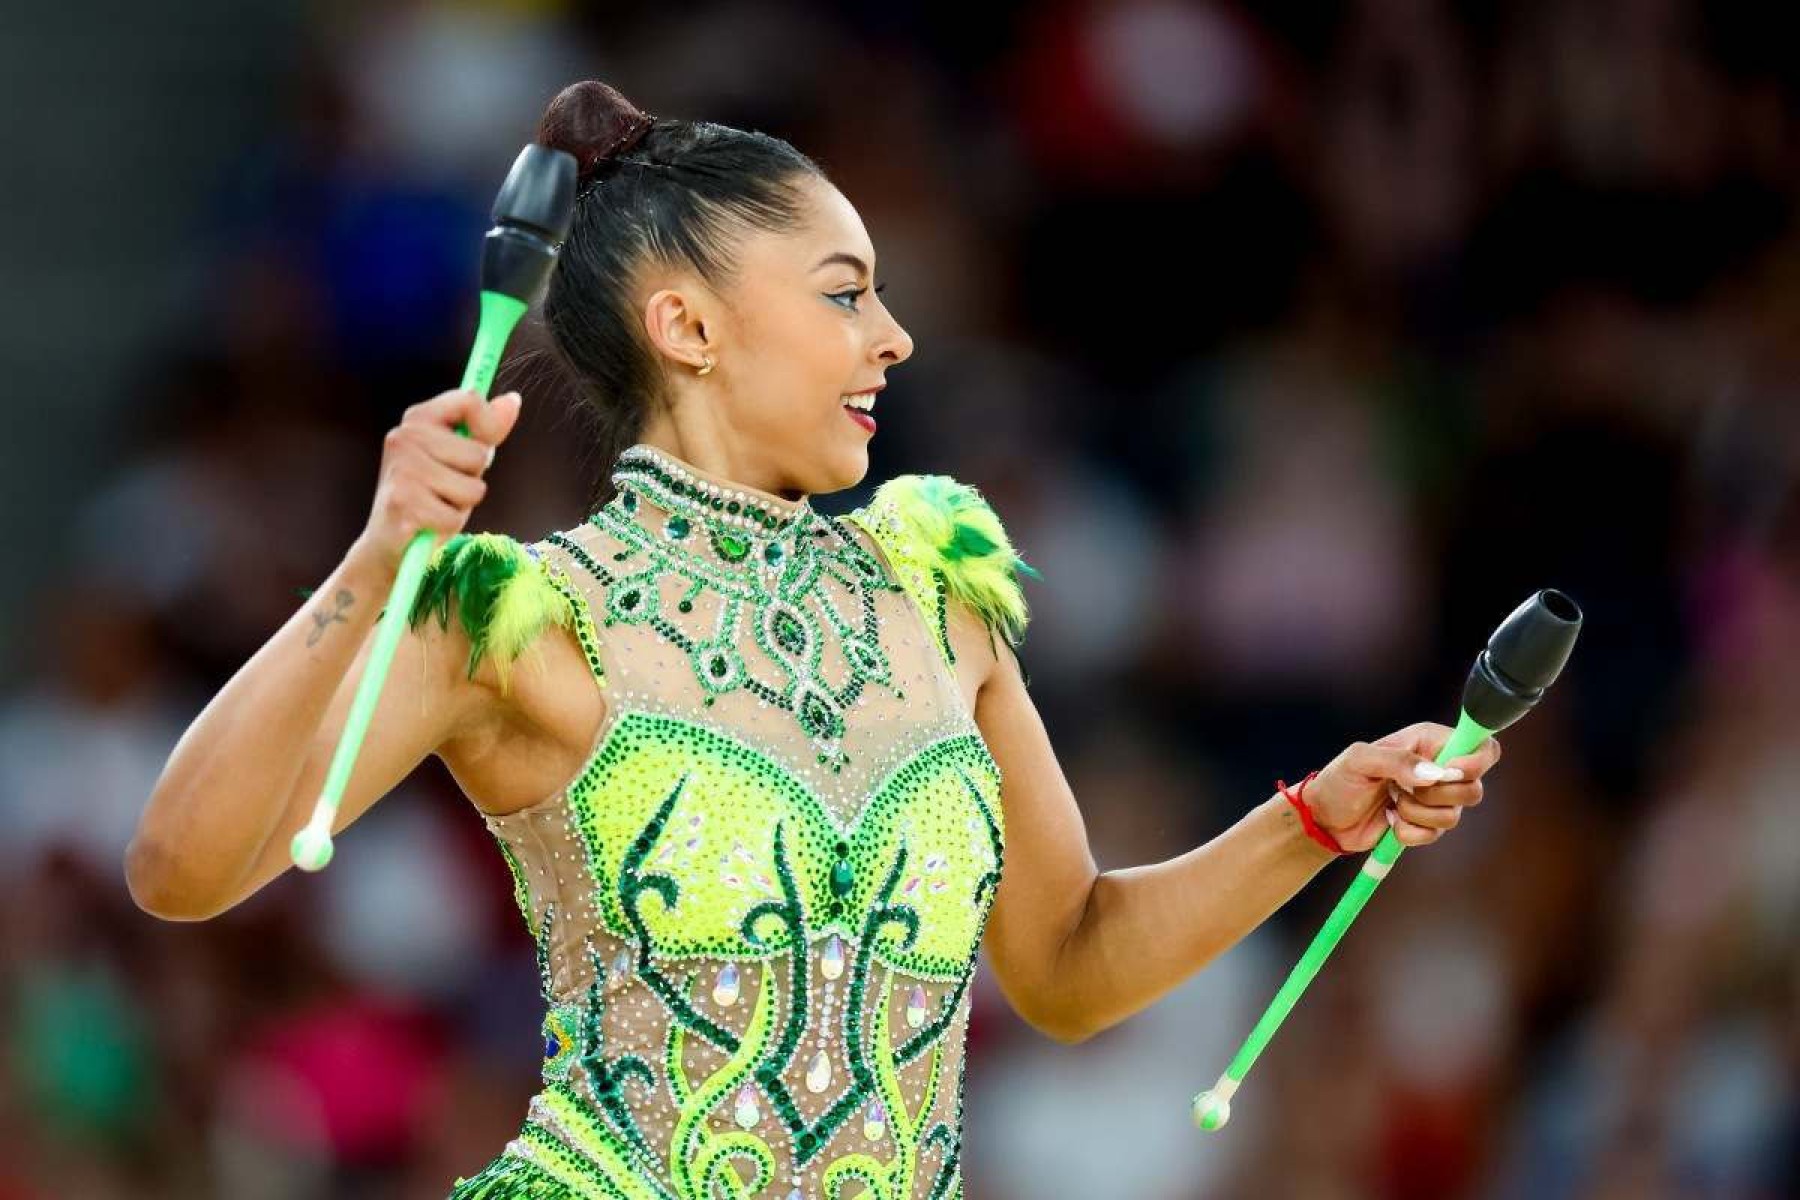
455, 448, 1004, 1199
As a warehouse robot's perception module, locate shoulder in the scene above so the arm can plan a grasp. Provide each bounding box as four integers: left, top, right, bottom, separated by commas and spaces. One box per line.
842, 473, 1042, 663
408, 531, 581, 696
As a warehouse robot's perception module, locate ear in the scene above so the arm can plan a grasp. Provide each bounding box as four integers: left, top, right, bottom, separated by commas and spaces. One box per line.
642, 282, 715, 372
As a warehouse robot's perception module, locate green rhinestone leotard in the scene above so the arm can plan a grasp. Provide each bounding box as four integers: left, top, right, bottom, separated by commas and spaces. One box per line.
423, 444, 1038, 1200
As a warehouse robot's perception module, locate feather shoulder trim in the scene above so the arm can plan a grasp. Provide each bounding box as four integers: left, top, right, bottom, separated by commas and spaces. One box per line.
844, 473, 1041, 664
407, 532, 574, 694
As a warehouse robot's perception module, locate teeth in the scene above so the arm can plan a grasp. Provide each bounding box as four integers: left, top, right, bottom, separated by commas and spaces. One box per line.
842, 392, 877, 412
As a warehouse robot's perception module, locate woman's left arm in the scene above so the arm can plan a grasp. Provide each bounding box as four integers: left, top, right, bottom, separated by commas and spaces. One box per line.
973, 634, 1501, 1044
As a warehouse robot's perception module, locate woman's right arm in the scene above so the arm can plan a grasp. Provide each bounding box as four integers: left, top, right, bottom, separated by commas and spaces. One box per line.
124, 387, 523, 921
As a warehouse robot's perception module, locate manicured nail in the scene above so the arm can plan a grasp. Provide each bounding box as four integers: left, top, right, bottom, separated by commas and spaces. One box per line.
485, 445, 496, 469
1414, 761, 1461, 783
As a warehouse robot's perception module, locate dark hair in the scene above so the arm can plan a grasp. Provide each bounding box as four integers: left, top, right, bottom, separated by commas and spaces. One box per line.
535, 81, 822, 504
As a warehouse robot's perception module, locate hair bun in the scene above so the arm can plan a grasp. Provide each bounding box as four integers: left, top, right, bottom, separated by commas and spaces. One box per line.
537, 81, 657, 187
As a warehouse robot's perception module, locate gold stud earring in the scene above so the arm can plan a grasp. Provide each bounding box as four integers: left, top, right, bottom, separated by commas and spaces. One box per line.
695, 355, 715, 377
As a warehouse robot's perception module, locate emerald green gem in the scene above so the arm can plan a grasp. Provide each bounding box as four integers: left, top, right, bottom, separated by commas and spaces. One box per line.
773, 610, 806, 654
715, 531, 750, 562
665, 514, 690, 539
693, 643, 740, 692
830, 860, 854, 897
843, 637, 884, 677
764, 542, 784, 566
797, 688, 843, 740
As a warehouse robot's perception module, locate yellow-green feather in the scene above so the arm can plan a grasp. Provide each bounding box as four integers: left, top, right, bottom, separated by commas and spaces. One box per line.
846, 474, 1040, 663
408, 532, 574, 695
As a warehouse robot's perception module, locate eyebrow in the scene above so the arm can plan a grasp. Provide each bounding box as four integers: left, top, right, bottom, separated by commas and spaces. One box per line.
812, 251, 874, 277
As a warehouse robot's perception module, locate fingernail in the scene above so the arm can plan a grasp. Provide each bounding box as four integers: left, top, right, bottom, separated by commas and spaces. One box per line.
484, 445, 496, 469
1413, 761, 1452, 782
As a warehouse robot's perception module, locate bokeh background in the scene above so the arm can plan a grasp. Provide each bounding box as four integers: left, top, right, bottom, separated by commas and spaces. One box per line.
4, 0, 1799, 1196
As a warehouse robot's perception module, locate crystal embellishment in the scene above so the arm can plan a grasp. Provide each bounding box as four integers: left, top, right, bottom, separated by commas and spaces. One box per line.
906, 984, 928, 1030
805, 1049, 832, 1093
733, 1084, 761, 1130
712, 963, 740, 1008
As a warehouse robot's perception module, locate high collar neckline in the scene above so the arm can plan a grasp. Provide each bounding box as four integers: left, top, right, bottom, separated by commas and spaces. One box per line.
610, 443, 814, 533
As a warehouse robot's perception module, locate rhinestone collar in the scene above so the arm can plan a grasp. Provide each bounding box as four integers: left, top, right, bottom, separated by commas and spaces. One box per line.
609, 443, 813, 535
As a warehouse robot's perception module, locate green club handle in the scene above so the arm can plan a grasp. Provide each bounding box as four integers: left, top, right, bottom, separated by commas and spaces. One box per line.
289, 291, 528, 871
1191, 708, 1493, 1131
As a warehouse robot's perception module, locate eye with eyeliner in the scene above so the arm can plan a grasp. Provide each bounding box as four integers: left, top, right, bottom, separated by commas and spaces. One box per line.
827, 282, 888, 310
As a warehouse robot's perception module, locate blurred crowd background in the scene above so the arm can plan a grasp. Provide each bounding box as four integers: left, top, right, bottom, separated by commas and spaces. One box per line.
4, 0, 1798, 1196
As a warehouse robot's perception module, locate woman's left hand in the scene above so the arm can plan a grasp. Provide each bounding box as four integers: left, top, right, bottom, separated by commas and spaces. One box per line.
1303, 722, 1503, 852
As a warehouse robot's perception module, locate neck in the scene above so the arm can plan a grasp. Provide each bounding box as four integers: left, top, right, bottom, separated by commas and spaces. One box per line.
634, 428, 809, 504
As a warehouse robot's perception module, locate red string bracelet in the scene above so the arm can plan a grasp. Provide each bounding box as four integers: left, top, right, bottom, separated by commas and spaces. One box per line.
1278, 770, 1344, 855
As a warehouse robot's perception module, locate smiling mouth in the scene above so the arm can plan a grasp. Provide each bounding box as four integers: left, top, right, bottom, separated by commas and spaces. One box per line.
842, 393, 877, 432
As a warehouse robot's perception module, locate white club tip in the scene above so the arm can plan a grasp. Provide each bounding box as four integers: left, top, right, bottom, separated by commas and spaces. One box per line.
290, 826, 335, 872
1192, 1091, 1232, 1132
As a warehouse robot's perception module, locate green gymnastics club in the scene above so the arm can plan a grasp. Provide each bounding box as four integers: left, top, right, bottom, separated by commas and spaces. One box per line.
1193, 588, 1583, 1131
289, 144, 576, 872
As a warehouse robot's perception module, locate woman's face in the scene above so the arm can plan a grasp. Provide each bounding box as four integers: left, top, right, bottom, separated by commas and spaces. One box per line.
658, 173, 914, 499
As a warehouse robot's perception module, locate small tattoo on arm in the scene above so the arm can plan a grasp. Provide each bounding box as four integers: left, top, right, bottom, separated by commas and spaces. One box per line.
307, 589, 355, 647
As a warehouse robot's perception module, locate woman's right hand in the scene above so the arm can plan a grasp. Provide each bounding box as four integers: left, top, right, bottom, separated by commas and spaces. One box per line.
1301, 723, 1502, 852
350, 387, 524, 576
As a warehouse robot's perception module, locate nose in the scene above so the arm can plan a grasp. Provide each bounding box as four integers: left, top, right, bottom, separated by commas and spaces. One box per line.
874, 306, 914, 366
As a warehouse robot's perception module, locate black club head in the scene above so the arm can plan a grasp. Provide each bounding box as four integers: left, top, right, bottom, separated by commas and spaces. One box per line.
480, 144, 578, 303
1461, 589, 1583, 732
